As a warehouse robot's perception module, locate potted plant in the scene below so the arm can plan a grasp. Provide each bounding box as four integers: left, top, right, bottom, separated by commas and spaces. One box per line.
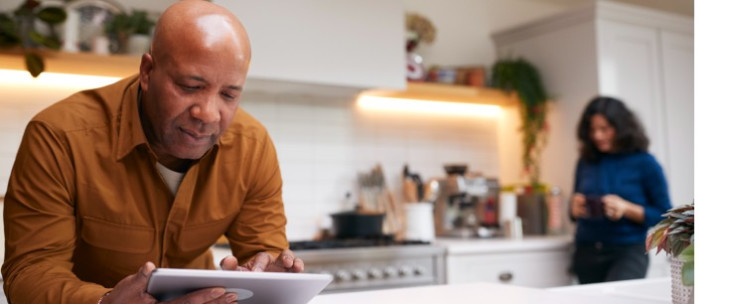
646, 203, 694, 304
489, 58, 549, 190
106, 10, 155, 55
0, 0, 67, 77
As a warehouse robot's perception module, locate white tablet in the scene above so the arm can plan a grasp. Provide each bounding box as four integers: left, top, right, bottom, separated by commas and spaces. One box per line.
146, 268, 332, 303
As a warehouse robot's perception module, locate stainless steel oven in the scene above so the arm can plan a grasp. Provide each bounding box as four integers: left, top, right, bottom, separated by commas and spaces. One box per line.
292, 242, 446, 293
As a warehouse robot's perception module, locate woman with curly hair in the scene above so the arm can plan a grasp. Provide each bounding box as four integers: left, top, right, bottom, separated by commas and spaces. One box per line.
570, 96, 672, 284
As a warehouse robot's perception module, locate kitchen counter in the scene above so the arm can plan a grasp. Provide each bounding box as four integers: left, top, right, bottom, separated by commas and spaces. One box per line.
434, 235, 573, 255
550, 277, 671, 303
309, 278, 668, 304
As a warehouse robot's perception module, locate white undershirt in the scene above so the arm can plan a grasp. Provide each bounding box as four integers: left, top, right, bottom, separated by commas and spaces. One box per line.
156, 162, 185, 195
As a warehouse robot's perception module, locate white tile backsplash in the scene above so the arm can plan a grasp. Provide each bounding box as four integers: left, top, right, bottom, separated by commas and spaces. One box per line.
0, 85, 501, 241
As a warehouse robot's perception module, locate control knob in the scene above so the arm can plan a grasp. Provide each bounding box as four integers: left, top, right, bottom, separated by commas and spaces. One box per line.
351, 269, 367, 281
413, 266, 426, 276
335, 270, 352, 282
383, 267, 398, 278
368, 268, 383, 280
398, 266, 413, 277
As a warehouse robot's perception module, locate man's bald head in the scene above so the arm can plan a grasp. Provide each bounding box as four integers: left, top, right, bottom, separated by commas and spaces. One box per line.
150, 0, 251, 71
137, 0, 252, 170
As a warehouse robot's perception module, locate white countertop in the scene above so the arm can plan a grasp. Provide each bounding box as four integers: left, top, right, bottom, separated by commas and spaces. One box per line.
310, 279, 666, 304
550, 277, 671, 303
434, 235, 573, 255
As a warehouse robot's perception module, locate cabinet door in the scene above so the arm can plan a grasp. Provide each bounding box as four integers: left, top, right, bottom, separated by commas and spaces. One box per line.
660, 31, 694, 206
446, 250, 572, 287
597, 20, 667, 166
215, 0, 405, 89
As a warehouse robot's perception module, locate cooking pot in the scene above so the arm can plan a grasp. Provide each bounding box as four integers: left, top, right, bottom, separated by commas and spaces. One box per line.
330, 211, 385, 239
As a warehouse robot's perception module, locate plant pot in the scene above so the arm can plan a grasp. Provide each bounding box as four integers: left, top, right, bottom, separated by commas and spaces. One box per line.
671, 257, 694, 304
127, 34, 150, 55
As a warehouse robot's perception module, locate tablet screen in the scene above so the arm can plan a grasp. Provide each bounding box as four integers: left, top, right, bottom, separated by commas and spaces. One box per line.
147, 268, 332, 303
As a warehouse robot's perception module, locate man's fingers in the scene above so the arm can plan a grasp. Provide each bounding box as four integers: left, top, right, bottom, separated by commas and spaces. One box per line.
291, 258, 304, 273
219, 255, 239, 271
277, 250, 295, 268
243, 252, 271, 272
134, 261, 155, 285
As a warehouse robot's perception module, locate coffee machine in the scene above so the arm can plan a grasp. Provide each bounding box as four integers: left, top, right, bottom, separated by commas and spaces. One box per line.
432, 166, 500, 238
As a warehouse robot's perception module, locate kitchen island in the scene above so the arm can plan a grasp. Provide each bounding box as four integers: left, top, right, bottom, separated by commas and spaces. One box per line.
310, 278, 671, 304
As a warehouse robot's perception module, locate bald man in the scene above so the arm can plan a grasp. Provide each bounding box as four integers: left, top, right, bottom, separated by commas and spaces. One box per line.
2, 1, 302, 303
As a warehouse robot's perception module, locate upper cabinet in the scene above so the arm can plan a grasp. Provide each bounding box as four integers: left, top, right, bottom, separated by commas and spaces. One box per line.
492, 1, 693, 205
215, 0, 406, 90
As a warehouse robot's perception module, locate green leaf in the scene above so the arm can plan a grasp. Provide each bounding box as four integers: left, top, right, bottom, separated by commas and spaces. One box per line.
28, 30, 44, 45
681, 261, 694, 286
24, 52, 44, 77
40, 35, 61, 50
678, 243, 694, 263
36, 6, 66, 25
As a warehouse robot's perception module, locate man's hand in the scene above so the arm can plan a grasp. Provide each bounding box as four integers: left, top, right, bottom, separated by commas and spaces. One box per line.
101, 261, 238, 304
220, 249, 304, 273
570, 193, 587, 219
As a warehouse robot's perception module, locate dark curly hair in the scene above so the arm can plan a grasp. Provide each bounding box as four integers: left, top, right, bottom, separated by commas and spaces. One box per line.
577, 96, 649, 161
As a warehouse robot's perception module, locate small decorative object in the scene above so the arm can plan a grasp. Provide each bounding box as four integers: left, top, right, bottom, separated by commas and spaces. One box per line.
63, 0, 124, 53
405, 13, 435, 81
490, 58, 549, 189
106, 9, 155, 54
646, 203, 694, 304
0, 0, 67, 77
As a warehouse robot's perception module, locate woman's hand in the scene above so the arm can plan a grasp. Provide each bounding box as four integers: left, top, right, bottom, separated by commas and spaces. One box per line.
602, 194, 644, 223
571, 193, 587, 219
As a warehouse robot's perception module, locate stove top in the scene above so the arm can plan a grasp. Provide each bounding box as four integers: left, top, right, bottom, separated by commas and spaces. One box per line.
288, 237, 430, 251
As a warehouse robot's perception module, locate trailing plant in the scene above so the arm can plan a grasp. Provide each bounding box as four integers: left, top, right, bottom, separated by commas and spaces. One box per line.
490, 58, 549, 188
646, 203, 694, 286
0, 0, 67, 77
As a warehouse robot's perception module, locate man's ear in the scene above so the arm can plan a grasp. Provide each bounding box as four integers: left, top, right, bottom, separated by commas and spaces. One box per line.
139, 53, 154, 91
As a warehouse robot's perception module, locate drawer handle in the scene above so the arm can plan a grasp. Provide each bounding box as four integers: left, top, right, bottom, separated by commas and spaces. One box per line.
498, 272, 513, 282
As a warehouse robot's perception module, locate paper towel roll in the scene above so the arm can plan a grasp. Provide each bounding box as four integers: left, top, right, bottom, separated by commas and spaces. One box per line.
499, 192, 517, 225
404, 203, 435, 242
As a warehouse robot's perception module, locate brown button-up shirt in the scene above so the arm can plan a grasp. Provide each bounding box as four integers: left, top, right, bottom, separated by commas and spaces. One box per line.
2, 75, 288, 303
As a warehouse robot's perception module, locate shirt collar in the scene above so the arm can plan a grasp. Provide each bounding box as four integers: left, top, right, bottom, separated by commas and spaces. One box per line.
115, 75, 150, 161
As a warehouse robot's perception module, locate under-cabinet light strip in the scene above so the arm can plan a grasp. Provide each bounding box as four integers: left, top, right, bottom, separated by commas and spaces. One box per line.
0, 69, 122, 90
357, 95, 501, 117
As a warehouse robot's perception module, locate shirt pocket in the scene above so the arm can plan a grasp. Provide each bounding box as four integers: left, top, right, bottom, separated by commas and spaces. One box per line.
81, 216, 154, 254
178, 215, 236, 254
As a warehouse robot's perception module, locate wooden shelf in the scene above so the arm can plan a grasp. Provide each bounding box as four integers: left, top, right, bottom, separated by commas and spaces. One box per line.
0, 49, 140, 78
360, 82, 515, 106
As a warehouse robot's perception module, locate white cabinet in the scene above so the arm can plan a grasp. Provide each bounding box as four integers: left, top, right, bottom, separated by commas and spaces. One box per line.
214, 0, 405, 90
492, 1, 693, 207
446, 250, 573, 287
437, 237, 574, 288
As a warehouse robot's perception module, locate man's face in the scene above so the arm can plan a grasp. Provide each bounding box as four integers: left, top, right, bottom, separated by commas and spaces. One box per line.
139, 51, 246, 162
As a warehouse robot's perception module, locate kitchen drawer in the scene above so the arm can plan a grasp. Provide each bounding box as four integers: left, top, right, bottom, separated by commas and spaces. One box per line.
446, 250, 572, 287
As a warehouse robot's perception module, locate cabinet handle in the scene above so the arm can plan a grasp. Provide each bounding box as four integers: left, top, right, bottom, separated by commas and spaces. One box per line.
498, 272, 513, 282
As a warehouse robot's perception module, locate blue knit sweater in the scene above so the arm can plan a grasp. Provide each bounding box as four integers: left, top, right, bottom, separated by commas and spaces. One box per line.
573, 152, 672, 245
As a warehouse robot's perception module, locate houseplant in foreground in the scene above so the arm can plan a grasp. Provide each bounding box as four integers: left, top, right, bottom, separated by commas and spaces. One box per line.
646, 203, 694, 304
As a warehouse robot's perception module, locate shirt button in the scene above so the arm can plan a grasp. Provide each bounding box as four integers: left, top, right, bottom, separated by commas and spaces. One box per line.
595, 242, 603, 250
